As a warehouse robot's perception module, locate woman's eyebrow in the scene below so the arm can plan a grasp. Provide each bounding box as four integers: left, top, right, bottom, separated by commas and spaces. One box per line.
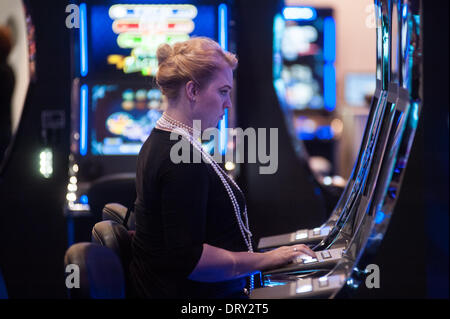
219, 85, 232, 89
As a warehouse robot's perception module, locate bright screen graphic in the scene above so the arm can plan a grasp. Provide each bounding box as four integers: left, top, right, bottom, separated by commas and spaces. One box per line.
88, 3, 216, 79
274, 8, 335, 111
90, 84, 165, 155
107, 4, 196, 76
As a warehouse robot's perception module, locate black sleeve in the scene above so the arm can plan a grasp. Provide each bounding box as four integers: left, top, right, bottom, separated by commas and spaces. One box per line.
155, 157, 209, 278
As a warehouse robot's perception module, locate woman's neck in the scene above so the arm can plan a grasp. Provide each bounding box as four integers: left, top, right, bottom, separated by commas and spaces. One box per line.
165, 104, 193, 127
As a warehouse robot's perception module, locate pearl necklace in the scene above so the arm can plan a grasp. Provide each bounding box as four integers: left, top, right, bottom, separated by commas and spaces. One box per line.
156, 112, 253, 253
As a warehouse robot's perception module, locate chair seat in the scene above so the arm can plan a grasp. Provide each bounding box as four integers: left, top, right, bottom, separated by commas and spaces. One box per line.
64, 242, 125, 299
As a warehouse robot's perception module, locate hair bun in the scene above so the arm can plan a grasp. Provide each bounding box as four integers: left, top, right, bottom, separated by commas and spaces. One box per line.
157, 43, 173, 65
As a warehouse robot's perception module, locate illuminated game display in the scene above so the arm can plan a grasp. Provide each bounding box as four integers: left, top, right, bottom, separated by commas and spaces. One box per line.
90, 84, 166, 155
72, 2, 222, 158
107, 4, 198, 76
88, 4, 216, 79
274, 7, 336, 142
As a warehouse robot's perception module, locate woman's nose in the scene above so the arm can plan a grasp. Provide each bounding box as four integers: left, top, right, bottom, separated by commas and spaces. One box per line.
224, 97, 232, 109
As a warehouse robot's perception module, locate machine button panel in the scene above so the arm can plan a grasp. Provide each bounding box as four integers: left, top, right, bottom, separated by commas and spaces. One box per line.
321, 251, 332, 259
318, 277, 329, 288
295, 254, 318, 264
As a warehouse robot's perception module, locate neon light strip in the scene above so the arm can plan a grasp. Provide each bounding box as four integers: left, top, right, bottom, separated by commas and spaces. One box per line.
80, 3, 88, 77
323, 17, 336, 62
324, 63, 336, 111
219, 109, 228, 155
219, 4, 228, 50
218, 3, 228, 155
323, 17, 336, 111
80, 84, 88, 156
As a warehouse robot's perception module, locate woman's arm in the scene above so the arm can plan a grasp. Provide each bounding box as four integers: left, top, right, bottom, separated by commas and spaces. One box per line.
188, 243, 316, 283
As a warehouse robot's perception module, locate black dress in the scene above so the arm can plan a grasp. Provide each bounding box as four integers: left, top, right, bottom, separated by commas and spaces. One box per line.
129, 128, 250, 298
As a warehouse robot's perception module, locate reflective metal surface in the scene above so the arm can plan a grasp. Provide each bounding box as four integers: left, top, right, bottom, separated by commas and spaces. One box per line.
258, 0, 390, 251
251, 0, 423, 299
314, 0, 394, 251
334, 1, 422, 296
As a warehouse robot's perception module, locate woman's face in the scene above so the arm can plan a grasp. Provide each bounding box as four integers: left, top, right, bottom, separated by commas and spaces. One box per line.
191, 65, 233, 130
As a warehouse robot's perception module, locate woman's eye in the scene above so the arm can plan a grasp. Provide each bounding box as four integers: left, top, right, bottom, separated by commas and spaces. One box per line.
220, 90, 229, 96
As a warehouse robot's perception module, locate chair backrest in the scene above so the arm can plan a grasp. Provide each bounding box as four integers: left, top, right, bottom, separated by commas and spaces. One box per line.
102, 202, 136, 231
87, 173, 136, 222
91, 220, 134, 296
64, 242, 125, 299
92, 220, 132, 269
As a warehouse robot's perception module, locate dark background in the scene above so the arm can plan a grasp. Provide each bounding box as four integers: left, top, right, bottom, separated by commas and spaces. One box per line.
0, 0, 448, 298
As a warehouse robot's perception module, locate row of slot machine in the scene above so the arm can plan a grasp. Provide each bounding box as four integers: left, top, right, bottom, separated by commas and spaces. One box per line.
251, 0, 423, 298
62, 0, 424, 299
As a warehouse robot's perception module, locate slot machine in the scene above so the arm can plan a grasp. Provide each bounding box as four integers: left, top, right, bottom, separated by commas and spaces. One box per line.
64, 0, 236, 243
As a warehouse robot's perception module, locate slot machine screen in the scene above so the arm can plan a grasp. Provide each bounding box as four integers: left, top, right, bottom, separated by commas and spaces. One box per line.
275, 7, 335, 111
87, 3, 216, 79
75, 2, 224, 156
89, 83, 165, 155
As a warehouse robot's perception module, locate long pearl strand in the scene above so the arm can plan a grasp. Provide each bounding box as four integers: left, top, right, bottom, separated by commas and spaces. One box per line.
156, 113, 253, 253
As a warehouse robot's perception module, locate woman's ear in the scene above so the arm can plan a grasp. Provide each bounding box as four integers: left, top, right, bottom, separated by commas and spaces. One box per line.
185, 80, 197, 103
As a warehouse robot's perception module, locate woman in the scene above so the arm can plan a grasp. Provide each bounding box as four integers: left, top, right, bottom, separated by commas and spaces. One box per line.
129, 37, 316, 299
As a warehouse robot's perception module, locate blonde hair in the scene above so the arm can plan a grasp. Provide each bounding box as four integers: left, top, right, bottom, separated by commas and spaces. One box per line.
156, 37, 237, 100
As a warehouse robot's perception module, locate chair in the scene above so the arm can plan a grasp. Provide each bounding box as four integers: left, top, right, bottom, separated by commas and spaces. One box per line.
102, 202, 135, 231
91, 220, 132, 268
63, 242, 125, 299
91, 220, 134, 297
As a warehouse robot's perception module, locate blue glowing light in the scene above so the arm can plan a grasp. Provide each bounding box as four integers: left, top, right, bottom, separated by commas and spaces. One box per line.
219, 109, 228, 155
411, 102, 419, 127
80, 3, 88, 77
80, 84, 88, 156
324, 17, 336, 62
80, 195, 89, 204
324, 63, 336, 111
219, 4, 228, 50
375, 211, 385, 224
282, 7, 317, 21
402, 3, 408, 19
323, 16, 336, 111
264, 281, 287, 288
316, 125, 334, 140
218, 3, 228, 155
273, 14, 284, 80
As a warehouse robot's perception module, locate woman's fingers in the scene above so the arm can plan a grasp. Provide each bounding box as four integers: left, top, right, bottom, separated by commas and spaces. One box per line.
292, 244, 316, 258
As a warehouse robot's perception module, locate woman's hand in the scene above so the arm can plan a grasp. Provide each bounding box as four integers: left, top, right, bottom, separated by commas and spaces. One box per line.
188, 244, 317, 282
261, 244, 317, 270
